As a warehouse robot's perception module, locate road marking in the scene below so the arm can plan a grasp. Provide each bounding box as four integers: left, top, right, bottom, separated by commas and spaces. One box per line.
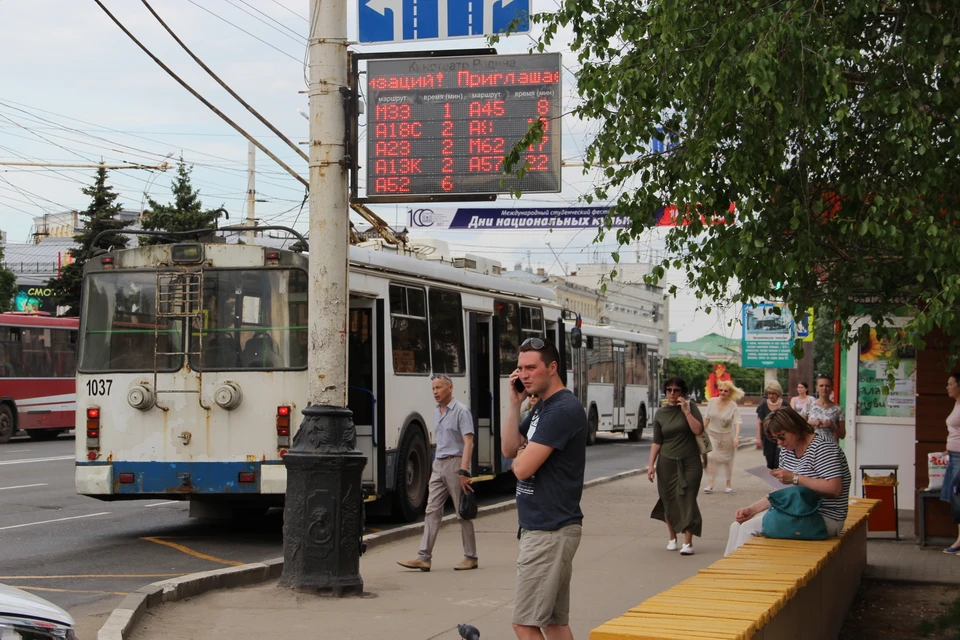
12, 585, 129, 596
0, 574, 184, 579
0, 512, 110, 531
144, 501, 181, 507
141, 537, 244, 566
0, 483, 48, 492
0, 455, 73, 466
0, 449, 31, 453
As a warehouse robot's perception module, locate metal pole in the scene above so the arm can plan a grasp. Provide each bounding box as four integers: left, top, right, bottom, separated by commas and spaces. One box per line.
246, 142, 256, 244
279, 0, 364, 596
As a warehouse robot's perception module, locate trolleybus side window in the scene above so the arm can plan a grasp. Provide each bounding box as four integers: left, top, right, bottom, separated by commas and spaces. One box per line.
625, 343, 648, 385
427, 288, 464, 375
79, 272, 182, 372
495, 299, 520, 375
389, 284, 429, 374
587, 337, 614, 384
520, 305, 544, 341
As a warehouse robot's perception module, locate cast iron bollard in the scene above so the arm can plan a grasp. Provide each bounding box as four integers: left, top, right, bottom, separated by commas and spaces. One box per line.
280, 404, 366, 595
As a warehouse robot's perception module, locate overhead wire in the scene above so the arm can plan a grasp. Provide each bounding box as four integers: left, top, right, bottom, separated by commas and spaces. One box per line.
183, 0, 303, 64
233, 0, 306, 43
270, 0, 308, 22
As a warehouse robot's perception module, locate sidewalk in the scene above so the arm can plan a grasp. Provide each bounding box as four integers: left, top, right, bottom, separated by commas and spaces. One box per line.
129, 448, 773, 640
125, 446, 960, 640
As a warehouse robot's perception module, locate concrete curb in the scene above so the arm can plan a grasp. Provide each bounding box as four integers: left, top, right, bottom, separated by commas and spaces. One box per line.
96, 438, 759, 640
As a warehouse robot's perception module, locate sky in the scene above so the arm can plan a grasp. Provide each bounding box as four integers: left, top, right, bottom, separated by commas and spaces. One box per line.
0, 0, 742, 342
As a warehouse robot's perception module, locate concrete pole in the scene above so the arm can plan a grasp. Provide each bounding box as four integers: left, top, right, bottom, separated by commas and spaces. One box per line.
246, 142, 256, 244
307, 0, 349, 406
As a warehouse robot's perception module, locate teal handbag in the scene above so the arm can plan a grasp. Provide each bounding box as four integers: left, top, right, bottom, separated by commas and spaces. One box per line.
761, 486, 828, 540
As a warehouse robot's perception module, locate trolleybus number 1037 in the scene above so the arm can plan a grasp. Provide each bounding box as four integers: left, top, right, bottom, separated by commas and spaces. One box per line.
86, 379, 113, 396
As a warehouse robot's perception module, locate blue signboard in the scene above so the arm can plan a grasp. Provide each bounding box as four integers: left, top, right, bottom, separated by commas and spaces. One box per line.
359, 0, 530, 43
742, 303, 796, 369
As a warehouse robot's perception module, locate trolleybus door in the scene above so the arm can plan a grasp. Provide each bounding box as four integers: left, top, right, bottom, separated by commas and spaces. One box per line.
347, 300, 378, 491
468, 313, 495, 476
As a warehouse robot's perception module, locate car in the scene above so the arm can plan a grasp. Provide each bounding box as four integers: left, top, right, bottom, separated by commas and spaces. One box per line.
0, 582, 77, 639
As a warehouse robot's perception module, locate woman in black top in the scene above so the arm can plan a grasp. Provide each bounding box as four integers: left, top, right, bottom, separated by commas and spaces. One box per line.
756, 381, 783, 469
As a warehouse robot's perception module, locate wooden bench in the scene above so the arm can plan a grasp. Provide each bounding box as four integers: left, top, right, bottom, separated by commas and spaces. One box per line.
590, 498, 880, 640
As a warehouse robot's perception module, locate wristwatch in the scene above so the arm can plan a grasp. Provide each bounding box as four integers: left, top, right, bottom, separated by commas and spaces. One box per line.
458, 469, 471, 478
792, 474, 800, 485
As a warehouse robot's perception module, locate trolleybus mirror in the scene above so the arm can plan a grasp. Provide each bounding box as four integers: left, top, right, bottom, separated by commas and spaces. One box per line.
570, 327, 582, 349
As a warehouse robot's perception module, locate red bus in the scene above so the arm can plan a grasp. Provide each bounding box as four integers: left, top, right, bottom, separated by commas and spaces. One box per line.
0, 312, 78, 443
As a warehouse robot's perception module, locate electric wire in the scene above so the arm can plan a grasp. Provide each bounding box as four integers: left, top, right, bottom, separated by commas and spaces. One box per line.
234, 0, 306, 43
183, 0, 303, 64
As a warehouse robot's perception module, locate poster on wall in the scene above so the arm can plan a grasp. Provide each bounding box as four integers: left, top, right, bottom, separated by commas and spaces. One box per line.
742, 303, 795, 368
857, 327, 917, 418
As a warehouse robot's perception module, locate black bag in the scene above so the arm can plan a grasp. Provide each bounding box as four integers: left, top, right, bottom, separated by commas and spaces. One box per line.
458, 490, 478, 520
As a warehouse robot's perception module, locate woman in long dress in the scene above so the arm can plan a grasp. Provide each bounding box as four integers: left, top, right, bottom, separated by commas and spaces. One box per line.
704, 380, 744, 493
648, 376, 705, 556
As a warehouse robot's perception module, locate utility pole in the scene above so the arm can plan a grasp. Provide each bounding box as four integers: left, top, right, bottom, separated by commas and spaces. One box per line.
246, 142, 256, 244
279, 0, 365, 595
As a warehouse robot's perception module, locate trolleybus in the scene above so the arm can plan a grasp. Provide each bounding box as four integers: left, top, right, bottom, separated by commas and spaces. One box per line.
74, 234, 569, 520
0, 312, 78, 443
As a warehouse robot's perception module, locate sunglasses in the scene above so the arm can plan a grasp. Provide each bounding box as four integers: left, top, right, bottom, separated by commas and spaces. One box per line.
521, 337, 545, 349
430, 374, 452, 382
665, 387, 682, 393
773, 433, 787, 442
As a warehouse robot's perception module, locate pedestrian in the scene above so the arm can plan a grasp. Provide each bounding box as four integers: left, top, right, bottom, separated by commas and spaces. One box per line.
648, 376, 705, 556
939, 373, 960, 554
502, 337, 587, 640
807, 375, 845, 441
790, 382, 815, 417
703, 380, 743, 494
397, 374, 478, 572
756, 381, 784, 470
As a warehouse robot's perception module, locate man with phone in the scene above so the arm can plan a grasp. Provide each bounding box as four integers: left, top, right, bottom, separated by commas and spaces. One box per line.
502, 338, 587, 640
397, 374, 478, 572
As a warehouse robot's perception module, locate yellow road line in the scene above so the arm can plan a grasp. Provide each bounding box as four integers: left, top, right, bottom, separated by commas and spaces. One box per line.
0, 574, 184, 580
12, 586, 129, 596
141, 537, 244, 566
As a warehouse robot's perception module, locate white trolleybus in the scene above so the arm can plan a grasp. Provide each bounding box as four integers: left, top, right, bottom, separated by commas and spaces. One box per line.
75, 229, 578, 520
563, 324, 660, 445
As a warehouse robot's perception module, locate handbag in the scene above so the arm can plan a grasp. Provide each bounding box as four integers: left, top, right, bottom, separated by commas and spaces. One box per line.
761, 486, 828, 540
458, 489, 478, 520
696, 431, 713, 455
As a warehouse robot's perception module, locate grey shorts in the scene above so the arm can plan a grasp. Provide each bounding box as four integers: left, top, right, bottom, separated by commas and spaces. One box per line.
512, 524, 582, 628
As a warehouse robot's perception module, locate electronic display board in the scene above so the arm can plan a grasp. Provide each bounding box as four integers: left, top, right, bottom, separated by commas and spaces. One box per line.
365, 53, 562, 198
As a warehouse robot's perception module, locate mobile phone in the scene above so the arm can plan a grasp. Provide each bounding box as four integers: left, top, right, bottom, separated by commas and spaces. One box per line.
513, 377, 526, 394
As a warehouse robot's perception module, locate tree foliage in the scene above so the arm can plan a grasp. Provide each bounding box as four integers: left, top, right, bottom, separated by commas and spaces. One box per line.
0, 243, 16, 312
140, 158, 224, 244
519, 1, 960, 362
46, 167, 131, 316
665, 356, 771, 395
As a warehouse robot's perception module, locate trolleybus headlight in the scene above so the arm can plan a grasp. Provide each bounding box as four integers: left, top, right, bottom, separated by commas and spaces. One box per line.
127, 383, 155, 411
171, 243, 204, 263
214, 382, 243, 410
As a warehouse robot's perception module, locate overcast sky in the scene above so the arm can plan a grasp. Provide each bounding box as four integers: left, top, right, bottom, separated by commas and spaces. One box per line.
0, 0, 741, 342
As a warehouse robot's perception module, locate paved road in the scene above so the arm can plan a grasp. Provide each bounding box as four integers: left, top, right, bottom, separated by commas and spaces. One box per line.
0, 430, 651, 638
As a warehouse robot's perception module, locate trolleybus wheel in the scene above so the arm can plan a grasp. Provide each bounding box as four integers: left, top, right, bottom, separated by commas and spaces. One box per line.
26, 429, 62, 442
0, 405, 13, 444
393, 426, 428, 522
627, 406, 645, 442
586, 408, 598, 446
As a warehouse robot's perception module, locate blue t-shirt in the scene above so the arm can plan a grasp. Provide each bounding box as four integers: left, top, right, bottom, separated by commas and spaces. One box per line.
516, 389, 587, 531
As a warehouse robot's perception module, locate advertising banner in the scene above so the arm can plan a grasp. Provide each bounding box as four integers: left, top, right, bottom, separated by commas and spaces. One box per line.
14, 285, 56, 314
857, 328, 917, 418
742, 303, 795, 368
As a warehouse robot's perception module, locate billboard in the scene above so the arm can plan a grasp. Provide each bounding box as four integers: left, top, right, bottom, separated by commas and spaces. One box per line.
742, 303, 795, 368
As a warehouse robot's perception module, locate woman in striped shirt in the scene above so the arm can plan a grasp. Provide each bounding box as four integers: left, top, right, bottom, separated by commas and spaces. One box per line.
725, 407, 851, 555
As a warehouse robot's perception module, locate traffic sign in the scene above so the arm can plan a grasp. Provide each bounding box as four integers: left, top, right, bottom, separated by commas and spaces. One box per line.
358, 0, 530, 44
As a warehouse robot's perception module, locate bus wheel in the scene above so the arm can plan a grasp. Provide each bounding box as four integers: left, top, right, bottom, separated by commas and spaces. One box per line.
0, 405, 13, 444
26, 429, 62, 442
586, 408, 598, 446
627, 407, 645, 442
393, 427, 428, 522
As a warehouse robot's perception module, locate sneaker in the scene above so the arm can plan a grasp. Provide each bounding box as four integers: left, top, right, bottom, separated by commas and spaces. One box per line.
454, 558, 479, 571
944, 546, 960, 554
703, 487, 713, 494
724, 487, 734, 493
397, 558, 431, 571
666, 539, 678, 551
679, 543, 695, 556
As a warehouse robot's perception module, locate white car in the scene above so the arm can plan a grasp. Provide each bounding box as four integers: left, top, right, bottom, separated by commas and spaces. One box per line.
0, 583, 76, 639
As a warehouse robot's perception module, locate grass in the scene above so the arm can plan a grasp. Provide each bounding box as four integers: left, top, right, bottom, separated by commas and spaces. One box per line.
919, 598, 960, 639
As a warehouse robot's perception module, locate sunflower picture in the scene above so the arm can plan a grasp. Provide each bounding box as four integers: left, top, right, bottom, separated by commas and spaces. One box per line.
859, 328, 893, 361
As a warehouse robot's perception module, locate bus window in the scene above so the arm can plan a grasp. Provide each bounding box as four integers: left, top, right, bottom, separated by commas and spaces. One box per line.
390, 284, 429, 374
428, 288, 464, 375
20, 329, 53, 377
0, 327, 19, 377
52, 328, 77, 378
495, 299, 520, 375
189, 269, 308, 371
79, 272, 182, 372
